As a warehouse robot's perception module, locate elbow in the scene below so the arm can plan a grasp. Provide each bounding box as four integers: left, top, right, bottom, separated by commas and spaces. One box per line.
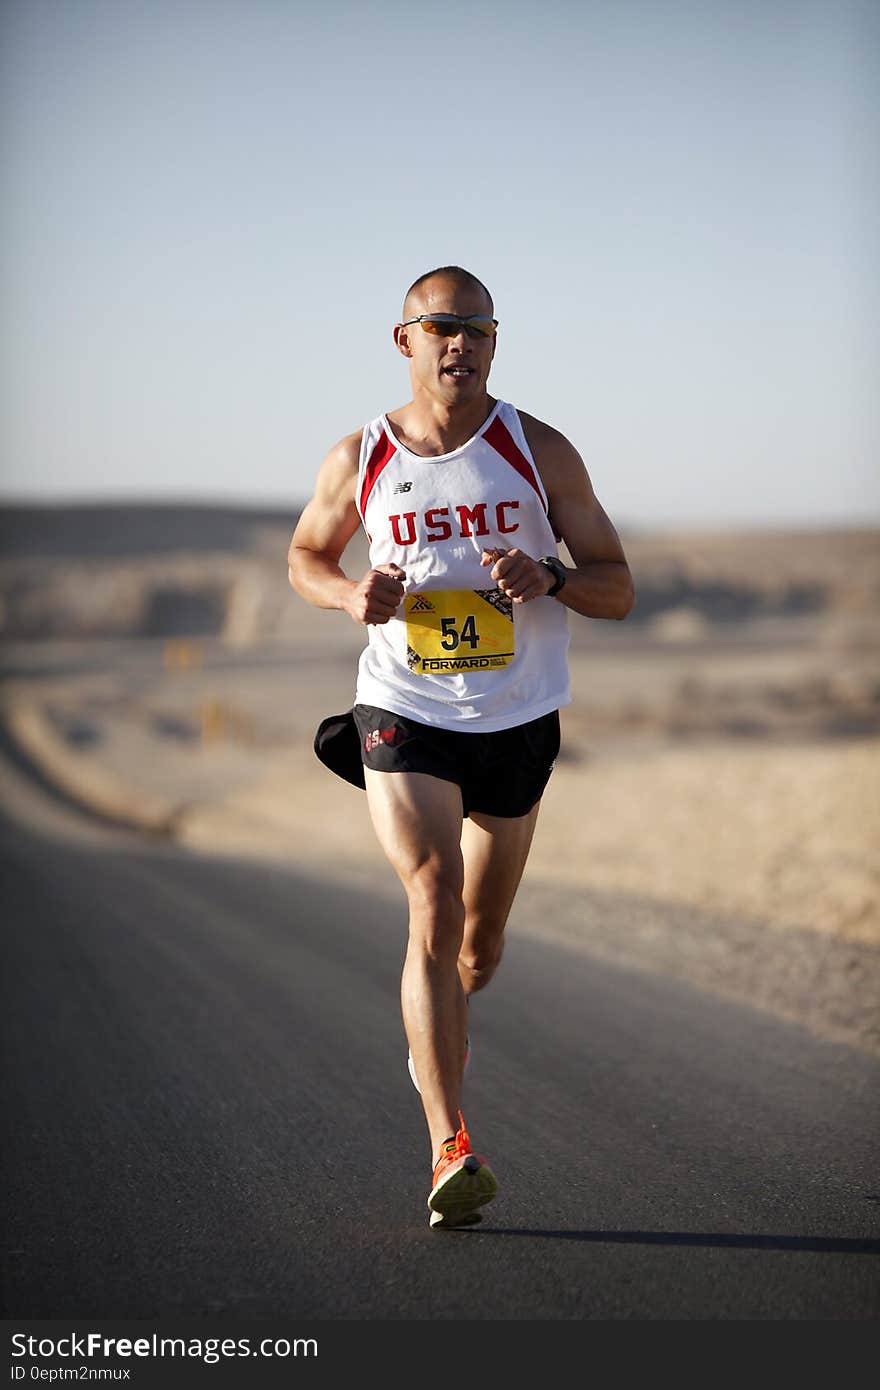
614, 573, 636, 620
287, 555, 302, 593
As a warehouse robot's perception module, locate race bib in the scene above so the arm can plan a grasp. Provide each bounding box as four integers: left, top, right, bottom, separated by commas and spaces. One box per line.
404, 589, 514, 674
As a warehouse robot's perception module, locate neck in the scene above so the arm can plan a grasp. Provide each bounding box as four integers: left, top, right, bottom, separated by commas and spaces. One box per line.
392, 391, 497, 456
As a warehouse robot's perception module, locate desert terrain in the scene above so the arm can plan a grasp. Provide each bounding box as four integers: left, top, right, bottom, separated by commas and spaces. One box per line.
1, 505, 878, 1053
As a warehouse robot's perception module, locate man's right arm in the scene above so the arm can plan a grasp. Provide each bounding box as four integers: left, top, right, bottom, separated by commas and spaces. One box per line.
287, 433, 405, 626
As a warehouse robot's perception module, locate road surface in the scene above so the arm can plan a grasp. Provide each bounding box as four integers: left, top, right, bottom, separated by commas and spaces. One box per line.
1, 754, 878, 1321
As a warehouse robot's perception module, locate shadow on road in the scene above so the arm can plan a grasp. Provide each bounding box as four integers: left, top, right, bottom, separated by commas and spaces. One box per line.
458, 1229, 880, 1254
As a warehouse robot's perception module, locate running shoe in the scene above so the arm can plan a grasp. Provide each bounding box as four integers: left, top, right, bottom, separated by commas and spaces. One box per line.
407, 1037, 470, 1095
428, 1110, 497, 1229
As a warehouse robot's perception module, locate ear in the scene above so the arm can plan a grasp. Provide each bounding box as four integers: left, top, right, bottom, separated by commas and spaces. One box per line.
393, 323, 413, 358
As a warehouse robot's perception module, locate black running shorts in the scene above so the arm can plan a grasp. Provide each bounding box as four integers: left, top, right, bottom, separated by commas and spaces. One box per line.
314, 703, 560, 819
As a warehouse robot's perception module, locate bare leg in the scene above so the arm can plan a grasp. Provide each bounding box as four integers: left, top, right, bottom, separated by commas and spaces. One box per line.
458, 802, 541, 996
363, 768, 469, 1162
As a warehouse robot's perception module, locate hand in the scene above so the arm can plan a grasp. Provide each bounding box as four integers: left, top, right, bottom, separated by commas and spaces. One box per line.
480, 548, 553, 603
345, 564, 406, 625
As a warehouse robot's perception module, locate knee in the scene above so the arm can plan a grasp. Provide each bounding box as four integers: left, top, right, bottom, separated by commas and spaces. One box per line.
458, 933, 505, 994
405, 861, 465, 958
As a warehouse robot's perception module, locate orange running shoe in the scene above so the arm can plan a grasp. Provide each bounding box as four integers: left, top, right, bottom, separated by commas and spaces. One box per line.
427, 1110, 498, 1229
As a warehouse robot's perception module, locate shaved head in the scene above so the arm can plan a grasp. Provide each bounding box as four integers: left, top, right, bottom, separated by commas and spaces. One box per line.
402, 265, 494, 320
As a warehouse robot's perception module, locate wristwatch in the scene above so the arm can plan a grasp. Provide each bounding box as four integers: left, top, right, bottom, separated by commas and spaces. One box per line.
539, 555, 567, 596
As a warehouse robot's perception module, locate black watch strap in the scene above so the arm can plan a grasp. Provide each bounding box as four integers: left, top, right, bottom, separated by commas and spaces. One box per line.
540, 556, 567, 596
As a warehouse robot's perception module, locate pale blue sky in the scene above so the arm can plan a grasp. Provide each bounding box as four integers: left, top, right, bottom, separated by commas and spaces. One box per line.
2, 0, 877, 528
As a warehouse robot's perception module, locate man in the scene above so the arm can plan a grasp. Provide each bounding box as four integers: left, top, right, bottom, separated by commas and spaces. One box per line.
287, 265, 634, 1229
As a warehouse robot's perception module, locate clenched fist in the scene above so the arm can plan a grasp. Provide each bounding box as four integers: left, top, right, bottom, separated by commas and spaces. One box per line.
345, 564, 406, 625
480, 547, 554, 603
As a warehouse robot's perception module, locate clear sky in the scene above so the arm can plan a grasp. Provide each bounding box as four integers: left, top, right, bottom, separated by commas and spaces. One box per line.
1, 0, 877, 529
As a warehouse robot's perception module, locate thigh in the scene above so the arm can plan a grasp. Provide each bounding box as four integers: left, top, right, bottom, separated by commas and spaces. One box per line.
465, 710, 561, 819
363, 767, 466, 895
460, 801, 541, 929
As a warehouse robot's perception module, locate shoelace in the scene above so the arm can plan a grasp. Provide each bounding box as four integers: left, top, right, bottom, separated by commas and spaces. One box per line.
439, 1110, 472, 1162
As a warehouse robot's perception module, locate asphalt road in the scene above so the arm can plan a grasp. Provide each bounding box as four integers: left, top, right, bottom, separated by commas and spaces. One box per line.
2, 790, 879, 1321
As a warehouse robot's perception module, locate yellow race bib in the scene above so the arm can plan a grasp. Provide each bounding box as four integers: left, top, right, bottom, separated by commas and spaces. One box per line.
404, 589, 514, 674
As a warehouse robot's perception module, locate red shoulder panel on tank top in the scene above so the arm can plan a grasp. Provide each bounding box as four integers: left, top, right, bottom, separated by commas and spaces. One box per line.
483, 416, 546, 511
359, 429, 397, 535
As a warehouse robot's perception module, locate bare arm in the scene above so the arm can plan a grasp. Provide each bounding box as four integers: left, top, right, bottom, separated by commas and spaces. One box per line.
481, 413, 635, 620
287, 433, 405, 625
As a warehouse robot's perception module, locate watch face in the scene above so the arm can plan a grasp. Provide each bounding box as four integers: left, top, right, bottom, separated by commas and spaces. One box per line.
542, 558, 565, 593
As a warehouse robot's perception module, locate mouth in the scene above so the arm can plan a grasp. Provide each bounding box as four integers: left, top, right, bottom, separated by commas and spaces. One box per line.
442, 366, 475, 380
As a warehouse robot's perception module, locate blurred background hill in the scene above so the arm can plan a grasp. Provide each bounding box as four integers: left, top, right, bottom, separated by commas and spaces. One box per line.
1, 503, 876, 638
1, 504, 878, 1052
2, 504, 877, 742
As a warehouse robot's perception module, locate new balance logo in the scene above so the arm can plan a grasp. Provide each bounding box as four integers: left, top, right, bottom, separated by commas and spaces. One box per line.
393, 480, 413, 494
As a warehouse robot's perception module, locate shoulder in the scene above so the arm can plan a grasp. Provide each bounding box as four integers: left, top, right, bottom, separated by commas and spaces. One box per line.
311, 429, 363, 504
328, 428, 363, 467
514, 409, 587, 483
320, 428, 362, 476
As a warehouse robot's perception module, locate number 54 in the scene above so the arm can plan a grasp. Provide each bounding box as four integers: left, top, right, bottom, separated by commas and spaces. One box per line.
440, 615, 479, 650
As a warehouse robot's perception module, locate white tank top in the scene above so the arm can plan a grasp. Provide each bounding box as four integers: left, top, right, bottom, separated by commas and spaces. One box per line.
353, 399, 571, 731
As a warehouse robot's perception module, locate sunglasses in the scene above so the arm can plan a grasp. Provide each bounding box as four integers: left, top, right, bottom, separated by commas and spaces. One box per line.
400, 313, 498, 340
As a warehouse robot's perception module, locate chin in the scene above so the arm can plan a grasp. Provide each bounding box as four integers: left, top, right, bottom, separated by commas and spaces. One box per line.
440, 377, 484, 399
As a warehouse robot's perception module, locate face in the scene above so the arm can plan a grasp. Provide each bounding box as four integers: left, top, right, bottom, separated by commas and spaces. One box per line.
393, 276, 497, 406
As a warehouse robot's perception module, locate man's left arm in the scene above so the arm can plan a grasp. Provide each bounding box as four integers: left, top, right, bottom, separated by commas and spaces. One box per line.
483, 415, 635, 620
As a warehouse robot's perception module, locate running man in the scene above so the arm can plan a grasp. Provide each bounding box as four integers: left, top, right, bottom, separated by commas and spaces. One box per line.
287, 265, 634, 1228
